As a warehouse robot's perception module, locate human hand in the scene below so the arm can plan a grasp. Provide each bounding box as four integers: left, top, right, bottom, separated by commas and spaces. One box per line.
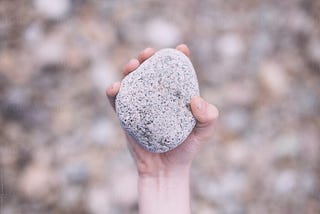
106, 44, 219, 214
106, 44, 219, 176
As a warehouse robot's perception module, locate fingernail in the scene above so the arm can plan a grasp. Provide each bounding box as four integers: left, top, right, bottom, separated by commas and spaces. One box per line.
129, 58, 136, 64
111, 82, 118, 90
196, 98, 205, 112
145, 47, 152, 52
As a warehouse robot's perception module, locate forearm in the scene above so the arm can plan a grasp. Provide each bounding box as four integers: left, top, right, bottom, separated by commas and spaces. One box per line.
138, 167, 191, 214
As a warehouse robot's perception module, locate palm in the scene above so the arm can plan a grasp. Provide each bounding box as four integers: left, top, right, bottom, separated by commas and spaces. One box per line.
125, 129, 202, 176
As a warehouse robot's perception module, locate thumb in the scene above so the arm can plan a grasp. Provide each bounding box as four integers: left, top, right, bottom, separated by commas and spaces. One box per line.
190, 96, 219, 140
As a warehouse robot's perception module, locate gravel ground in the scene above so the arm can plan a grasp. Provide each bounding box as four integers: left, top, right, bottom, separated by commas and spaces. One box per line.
0, 0, 319, 213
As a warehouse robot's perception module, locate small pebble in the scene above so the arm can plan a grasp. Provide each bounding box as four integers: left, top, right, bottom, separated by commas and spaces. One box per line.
145, 19, 181, 47
34, 0, 71, 19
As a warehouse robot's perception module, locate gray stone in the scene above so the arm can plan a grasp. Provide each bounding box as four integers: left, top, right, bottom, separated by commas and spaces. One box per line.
115, 48, 200, 153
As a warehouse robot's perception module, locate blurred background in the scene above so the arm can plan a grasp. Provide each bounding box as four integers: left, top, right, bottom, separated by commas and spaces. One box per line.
0, 0, 319, 213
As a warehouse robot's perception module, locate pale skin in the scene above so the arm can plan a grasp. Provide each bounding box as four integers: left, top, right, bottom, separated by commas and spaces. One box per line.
106, 44, 219, 214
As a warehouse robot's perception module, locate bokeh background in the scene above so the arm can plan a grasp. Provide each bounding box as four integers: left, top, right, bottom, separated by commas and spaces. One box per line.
0, 0, 319, 213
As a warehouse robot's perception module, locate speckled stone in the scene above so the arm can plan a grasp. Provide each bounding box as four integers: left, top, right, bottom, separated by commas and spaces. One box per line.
115, 48, 199, 153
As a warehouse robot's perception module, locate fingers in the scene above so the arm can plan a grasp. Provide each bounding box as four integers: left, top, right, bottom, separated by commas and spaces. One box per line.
123, 45, 189, 77
106, 82, 121, 110
176, 44, 190, 58
110, 47, 155, 111
138, 47, 155, 63
191, 96, 219, 124
109, 44, 191, 111
123, 47, 155, 77
123, 59, 140, 76
138, 45, 189, 63
190, 96, 219, 140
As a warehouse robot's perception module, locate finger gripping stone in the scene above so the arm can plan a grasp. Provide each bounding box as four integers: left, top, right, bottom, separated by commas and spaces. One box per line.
115, 48, 200, 153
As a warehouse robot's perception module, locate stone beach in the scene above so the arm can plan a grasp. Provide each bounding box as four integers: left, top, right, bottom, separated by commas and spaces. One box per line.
0, 0, 319, 213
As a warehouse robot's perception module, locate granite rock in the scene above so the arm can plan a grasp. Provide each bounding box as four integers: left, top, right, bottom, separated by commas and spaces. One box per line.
115, 48, 200, 153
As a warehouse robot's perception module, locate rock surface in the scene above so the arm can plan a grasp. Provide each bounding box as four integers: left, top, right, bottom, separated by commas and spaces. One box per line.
115, 48, 199, 153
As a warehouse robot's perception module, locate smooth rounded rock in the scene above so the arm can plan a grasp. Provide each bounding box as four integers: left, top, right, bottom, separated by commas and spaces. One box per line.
115, 48, 199, 153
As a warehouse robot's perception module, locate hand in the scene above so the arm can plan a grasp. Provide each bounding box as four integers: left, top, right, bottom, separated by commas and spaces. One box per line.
106, 44, 219, 176
106, 44, 219, 214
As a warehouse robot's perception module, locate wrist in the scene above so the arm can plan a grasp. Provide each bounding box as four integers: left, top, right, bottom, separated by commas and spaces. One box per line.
138, 167, 191, 214
138, 164, 191, 179
138, 166, 190, 191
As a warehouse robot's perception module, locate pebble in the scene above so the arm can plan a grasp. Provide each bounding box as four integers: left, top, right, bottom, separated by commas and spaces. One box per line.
223, 81, 256, 106
19, 163, 57, 199
145, 19, 181, 47
24, 23, 43, 46
59, 186, 83, 208
116, 48, 199, 153
89, 119, 115, 145
222, 108, 250, 134
110, 169, 137, 206
88, 185, 111, 214
35, 36, 66, 66
274, 170, 297, 194
273, 133, 300, 159
259, 61, 289, 97
34, 0, 71, 20
63, 162, 89, 185
226, 142, 249, 165
217, 34, 244, 59
196, 172, 247, 204
307, 38, 320, 62
90, 59, 118, 92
